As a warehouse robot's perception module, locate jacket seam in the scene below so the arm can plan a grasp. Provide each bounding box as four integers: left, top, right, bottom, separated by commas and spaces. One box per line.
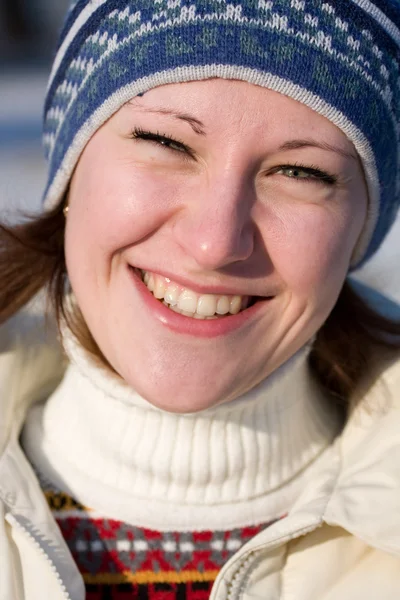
238, 445, 342, 599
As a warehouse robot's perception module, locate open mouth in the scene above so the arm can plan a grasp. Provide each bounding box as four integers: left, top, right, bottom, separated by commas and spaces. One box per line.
137, 268, 263, 320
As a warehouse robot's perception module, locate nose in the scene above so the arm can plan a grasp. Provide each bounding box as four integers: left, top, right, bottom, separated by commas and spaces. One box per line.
172, 174, 255, 270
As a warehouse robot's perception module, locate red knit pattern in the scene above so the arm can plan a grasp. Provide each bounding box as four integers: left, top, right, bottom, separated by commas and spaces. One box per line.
44, 487, 283, 600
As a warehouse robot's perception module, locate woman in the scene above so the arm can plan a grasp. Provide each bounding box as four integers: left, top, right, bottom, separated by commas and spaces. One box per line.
1, 1, 400, 599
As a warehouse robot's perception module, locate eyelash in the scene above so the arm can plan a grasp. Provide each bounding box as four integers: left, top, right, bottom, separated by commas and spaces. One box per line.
130, 128, 338, 186
130, 127, 194, 158
270, 163, 338, 186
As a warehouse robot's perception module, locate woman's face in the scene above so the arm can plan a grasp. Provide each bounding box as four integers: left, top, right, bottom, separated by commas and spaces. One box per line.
65, 79, 367, 413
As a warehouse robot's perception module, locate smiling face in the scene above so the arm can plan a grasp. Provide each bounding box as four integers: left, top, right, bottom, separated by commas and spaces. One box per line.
65, 79, 367, 413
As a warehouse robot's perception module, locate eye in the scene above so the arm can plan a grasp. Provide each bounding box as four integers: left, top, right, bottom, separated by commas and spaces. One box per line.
274, 164, 337, 186
131, 127, 194, 158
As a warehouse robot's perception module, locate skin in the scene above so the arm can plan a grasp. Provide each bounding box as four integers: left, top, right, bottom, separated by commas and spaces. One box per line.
65, 79, 367, 413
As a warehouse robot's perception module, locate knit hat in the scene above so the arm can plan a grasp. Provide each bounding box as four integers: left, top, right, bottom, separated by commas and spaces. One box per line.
43, 0, 400, 267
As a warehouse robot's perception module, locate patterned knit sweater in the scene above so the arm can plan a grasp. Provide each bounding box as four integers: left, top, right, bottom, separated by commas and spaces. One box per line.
39, 470, 281, 600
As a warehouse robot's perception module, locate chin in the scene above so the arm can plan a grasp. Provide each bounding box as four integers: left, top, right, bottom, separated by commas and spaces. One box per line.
148, 396, 219, 414
142, 388, 224, 414
119, 367, 235, 414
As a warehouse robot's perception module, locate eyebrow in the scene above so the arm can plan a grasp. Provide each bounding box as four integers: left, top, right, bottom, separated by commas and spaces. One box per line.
129, 103, 206, 135
128, 102, 356, 157
279, 139, 357, 160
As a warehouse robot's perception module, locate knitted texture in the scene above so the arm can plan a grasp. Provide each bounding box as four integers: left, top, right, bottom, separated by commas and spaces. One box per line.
40, 475, 281, 600
20, 334, 339, 532
43, 0, 400, 266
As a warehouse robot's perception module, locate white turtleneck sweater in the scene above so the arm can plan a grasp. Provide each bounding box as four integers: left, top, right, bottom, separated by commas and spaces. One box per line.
21, 335, 342, 532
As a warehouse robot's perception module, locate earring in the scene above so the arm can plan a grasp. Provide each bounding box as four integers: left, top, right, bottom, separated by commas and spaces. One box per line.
63, 205, 69, 217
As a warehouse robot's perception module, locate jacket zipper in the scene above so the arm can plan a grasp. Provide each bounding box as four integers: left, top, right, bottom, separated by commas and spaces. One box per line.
224, 522, 322, 600
6, 513, 73, 600
226, 554, 254, 600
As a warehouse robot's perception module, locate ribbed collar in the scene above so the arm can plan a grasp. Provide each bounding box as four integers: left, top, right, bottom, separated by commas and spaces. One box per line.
21, 334, 342, 531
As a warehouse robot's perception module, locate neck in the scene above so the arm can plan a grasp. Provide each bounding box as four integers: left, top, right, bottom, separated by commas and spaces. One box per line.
21, 335, 342, 531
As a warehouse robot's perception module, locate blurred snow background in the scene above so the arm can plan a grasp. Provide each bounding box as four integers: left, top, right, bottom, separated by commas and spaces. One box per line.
0, 0, 398, 302
0, 0, 69, 219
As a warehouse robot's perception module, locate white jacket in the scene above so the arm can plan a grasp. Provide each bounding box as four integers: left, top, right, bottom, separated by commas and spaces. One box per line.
1, 284, 400, 600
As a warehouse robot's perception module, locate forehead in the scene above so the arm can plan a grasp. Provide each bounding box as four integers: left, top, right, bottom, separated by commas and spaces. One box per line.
124, 78, 353, 148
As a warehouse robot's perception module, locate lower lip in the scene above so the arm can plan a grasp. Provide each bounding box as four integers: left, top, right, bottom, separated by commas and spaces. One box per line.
128, 267, 272, 338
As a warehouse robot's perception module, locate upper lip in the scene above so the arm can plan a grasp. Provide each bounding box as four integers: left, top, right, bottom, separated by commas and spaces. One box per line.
131, 265, 274, 298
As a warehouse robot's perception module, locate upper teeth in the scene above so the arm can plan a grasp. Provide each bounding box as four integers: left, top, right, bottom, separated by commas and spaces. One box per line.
142, 270, 248, 318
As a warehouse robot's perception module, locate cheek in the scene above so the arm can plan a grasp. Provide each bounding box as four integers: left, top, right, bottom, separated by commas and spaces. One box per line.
262, 201, 363, 298
66, 160, 185, 266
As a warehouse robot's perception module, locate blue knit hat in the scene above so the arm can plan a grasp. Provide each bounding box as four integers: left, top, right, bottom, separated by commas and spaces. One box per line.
43, 0, 400, 267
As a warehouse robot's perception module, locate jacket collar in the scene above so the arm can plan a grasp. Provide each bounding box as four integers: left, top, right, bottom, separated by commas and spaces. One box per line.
324, 347, 400, 556
0, 296, 65, 456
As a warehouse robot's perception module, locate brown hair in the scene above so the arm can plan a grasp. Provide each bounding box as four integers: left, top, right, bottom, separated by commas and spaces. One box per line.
1, 206, 400, 406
